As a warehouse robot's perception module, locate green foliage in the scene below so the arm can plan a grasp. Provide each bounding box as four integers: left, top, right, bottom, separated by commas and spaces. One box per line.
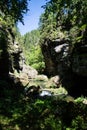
22, 30, 45, 73
29, 46, 45, 71
74, 96, 84, 103
0, 0, 29, 77
71, 115, 87, 130
0, 93, 87, 130
23, 29, 40, 49
25, 45, 45, 73
39, 9, 57, 40
15, 26, 24, 45
0, 0, 28, 24
39, 0, 87, 44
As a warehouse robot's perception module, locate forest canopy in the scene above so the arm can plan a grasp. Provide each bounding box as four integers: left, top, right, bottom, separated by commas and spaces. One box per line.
0, 0, 29, 24
39, 0, 87, 44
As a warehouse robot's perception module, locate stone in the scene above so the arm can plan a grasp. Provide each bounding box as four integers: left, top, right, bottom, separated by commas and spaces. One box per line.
22, 64, 38, 79
50, 75, 60, 86
19, 72, 29, 86
41, 38, 71, 76
35, 74, 48, 81
41, 38, 87, 97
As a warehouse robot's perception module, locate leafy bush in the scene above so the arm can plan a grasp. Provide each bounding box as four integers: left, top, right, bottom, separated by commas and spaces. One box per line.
71, 115, 87, 130
0, 94, 87, 130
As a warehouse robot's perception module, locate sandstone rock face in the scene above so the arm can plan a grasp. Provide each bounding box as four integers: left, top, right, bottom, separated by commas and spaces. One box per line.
22, 64, 38, 79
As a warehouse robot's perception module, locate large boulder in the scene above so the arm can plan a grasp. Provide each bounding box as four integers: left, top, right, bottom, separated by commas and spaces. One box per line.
41, 38, 72, 77
35, 74, 48, 82
22, 64, 38, 79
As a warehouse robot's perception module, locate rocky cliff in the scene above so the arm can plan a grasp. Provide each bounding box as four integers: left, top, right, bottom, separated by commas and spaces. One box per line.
0, 24, 39, 94
0, 23, 87, 97
41, 39, 87, 97
0, 24, 23, 78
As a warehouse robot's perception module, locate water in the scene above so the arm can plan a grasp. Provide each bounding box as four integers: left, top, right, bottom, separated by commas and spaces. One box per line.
39, 90, 52, 97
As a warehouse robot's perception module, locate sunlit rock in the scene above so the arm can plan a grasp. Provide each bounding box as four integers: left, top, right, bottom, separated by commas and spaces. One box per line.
22, 64, 38, 79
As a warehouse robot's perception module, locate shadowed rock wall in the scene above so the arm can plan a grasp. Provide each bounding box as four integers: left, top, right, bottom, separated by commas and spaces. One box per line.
41, 39, 87, 97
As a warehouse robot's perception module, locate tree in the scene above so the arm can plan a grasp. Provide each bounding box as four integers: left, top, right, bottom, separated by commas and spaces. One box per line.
0, 0, 29, 24
22, 29, 45, 73
39, 0, 87, 44
23, 29, 40, 50
0, 0, 29, 77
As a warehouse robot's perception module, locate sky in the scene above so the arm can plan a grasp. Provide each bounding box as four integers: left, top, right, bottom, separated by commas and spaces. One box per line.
18, 0, 48, 35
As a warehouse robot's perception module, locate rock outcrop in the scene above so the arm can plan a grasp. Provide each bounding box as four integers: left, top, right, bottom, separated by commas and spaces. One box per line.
41, 39, 72, 76
22, 64, 38, 79
0, 24, 39, 89
41, 39, 87, 97
1, 23, 87, 97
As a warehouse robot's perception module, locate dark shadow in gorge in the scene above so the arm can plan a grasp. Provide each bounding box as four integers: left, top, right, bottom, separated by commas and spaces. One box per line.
61, 70, 87, 97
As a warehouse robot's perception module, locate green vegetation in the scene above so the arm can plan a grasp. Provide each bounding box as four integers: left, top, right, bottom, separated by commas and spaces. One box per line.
0, 0, 28, 24
0, 91, 87, 130
0, 0, 87, 130
39, 0, 87, 44
0, 0, 29, 76
22, 30, 45, 73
